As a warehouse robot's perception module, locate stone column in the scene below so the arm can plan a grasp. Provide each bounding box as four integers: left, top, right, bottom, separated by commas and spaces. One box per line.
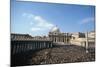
44, 42, 46, 48
16, 45, 19, 53
24, 44, 25, 51
37, 42, 38, 49
46, 43, 49, 48
32, 42, 34, 50
20, 44, 22, 52
28, 43, 30, 50
51, 42, 52, 47
40, 42, 42, 48
55, 37, 57, 42
24, 43, 27, 51
54, 37, 56, 42
65, 36, 66, 43
13, 45, 16, 54
40, 42, 41, 49
61, 37, 62, 42
23, 44, 25, 52
37, 42, 39, 49
35, 42, 37, 49
34, 42, 36, 50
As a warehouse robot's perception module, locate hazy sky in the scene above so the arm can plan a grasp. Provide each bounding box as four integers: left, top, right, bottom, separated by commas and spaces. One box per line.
11, 0, 95, 36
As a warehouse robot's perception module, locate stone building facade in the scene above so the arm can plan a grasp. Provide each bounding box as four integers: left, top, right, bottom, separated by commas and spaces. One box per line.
70, 31, 95, 52
48, 26, 71, 45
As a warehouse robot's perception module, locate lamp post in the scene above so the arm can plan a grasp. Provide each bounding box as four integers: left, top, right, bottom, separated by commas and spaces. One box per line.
86, 31, 89, 53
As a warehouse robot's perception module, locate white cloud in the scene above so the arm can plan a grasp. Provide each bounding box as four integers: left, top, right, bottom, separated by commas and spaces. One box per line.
22, 13, 55, 32
22, 13, 35, 19
31, 27, 42, 31
80, 17, 95, 24
34, 16, 54, 28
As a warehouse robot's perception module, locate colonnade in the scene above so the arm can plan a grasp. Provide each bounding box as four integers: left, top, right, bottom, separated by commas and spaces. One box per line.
50, 36, 69, 43
11, 41, 53, 54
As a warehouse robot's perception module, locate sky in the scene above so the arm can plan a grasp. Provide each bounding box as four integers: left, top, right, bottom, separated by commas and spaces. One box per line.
11, 0, 95, 36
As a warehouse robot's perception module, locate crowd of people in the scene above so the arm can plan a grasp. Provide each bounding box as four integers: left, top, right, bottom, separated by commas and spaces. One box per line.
11, 45, 95, 66
31, 45, 95, 65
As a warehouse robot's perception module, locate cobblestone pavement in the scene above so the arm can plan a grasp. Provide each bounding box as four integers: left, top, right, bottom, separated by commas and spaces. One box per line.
30, 45, 95, 65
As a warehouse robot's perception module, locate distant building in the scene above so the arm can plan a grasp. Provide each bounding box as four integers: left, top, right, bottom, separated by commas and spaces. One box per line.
48, 26, 71, 45
70, 32, 86, 46
70, 31, 95, 52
